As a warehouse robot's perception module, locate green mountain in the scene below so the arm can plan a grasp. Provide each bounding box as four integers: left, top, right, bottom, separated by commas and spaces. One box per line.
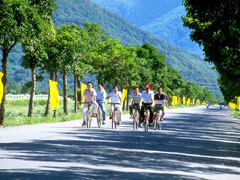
0, 0, 221, 97
90, 0, 203, 56
53, 0, 221, 97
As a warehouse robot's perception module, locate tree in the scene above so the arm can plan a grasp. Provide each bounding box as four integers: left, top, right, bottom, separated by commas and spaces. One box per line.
182, 0, 240, 101
21, 0, 56, 117
0, 0, 44, 126
7, 80, 21, 94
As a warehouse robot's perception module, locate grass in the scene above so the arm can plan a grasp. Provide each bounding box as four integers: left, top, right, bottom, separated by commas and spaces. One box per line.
231, 109, 240, 119
5, 99, 82, 127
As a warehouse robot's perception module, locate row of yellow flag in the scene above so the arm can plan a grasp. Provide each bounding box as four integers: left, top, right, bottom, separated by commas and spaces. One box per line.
172, 96, 203, 106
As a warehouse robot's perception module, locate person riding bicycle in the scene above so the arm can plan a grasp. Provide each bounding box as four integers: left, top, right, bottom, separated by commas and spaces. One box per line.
81, 82, 98, 126
153, 87, 166, 122
108, 85, 122, 125
129, 87, 141, 119
140, 84, 154, 126
96, 82, 107, 125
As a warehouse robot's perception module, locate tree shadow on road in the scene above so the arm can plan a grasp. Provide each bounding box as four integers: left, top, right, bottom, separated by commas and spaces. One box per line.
0, 107, 240, 180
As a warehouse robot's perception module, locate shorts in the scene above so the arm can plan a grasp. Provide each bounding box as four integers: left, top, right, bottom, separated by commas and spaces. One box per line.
154, 105, 164, 112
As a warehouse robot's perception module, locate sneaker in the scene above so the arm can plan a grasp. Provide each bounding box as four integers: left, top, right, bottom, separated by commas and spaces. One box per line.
82, 121, 86, 126
109, 116, 112, 120
138, 123, 142, 128
117, 122, 120, 125
160, 118, 163, 121
102, 121, 105, 125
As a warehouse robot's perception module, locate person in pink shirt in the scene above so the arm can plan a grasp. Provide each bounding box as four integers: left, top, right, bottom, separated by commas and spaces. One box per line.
81, 82, 98, 126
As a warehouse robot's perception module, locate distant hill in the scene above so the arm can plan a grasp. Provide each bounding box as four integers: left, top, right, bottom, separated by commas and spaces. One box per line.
90, 0, 203, 56
53, 0, 221, 97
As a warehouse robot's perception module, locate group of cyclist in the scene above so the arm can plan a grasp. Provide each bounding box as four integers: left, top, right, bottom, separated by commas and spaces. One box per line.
81, 82, 166, 128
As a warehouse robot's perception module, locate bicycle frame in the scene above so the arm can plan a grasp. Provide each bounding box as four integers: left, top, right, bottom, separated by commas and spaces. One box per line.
132, 104, 140, 130
143, 105, 151, 132
111, 103, 120, 129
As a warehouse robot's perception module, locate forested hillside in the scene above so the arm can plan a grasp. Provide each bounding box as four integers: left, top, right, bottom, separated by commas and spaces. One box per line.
53, 0, 221, 97
90, 0, 203, 56
0, 0, 221, 97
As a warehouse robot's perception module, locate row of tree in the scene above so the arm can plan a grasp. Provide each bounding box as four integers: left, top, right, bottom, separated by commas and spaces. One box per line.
182, 0, 240, 102
0, 0, 215, 126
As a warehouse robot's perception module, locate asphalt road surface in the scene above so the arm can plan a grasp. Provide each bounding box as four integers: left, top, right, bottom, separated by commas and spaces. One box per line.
0, 105, 240, 180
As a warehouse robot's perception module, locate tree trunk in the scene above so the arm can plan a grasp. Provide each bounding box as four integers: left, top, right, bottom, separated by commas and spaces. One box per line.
77, 76, 81, 109
44, 73, 53, 116
63, 69, 68, 115
74, 74, 77, 113
0, 49, 9, 126
28, 66, 36, 117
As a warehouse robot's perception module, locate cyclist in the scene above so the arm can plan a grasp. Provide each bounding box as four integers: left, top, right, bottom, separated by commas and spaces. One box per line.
153, 87, 166, 122
81, 82, 98, 126
96, 82, 107, 125
140, 84, 154, 126
129, 87, 141, 119
108, 85, 122, 125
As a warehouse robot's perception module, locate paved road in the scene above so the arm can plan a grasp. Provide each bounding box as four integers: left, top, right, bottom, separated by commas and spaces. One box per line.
0, 106, 240, 180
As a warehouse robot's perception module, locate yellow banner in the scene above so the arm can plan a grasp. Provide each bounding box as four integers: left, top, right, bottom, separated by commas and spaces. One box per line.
192, 98, 195, 105
183, 96, 186, 105
229, 102, 237, 109
178, 96, 181, 105
81, 82, 87, 109
49, 80, 60, 110
187, 98, 190, 105
0, 72, 4, 104
121, 89, 127, 108
196, 99, 200, 105
0, 72, 3, 104
237, 97, 240, 110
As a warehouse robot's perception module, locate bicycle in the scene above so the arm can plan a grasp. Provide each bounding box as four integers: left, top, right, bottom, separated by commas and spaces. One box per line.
142, 104, 152, 132
153, 105, 163, 131
110, 103, 120, 129
132, 104, 140, 130
96, 102, 103, 128
85, 102, 93, 128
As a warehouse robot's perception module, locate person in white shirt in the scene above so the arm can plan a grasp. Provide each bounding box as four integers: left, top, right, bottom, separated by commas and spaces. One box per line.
81, 82, 98, 126
96, 82, 107, 124
108, 85, 122, 125
139, 84, 154, 125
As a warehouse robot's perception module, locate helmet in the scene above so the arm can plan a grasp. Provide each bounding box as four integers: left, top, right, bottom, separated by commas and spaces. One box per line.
145, 84, 151, 89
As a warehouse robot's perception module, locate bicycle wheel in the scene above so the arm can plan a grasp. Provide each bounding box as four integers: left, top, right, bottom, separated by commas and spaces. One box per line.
97, 112, 101, 128
154, 113, 159, 131
133, 111, 138, 130
145, 113, 149, 132
87, 112, 91, 128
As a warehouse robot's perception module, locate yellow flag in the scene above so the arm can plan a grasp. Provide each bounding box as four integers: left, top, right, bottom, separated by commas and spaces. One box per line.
229, 102, 237, 109
187, 98, 190, 105
121, 89, 127, 108
178, 96, 181, 105
49, 80, 60, 110
81, 82, 87, 109
192, 98, 195, 105
196, 99, 200, 105
183, 96, 186, 105
237, 97, 240, 110
172, 96, 175, 105
0, 72, 3, 104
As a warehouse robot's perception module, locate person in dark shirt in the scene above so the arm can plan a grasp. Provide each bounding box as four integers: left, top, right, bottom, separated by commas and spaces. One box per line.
153, 87, 166, 122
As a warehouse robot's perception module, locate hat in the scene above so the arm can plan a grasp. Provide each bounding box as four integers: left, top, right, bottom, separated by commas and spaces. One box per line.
145, 84, 151, 89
